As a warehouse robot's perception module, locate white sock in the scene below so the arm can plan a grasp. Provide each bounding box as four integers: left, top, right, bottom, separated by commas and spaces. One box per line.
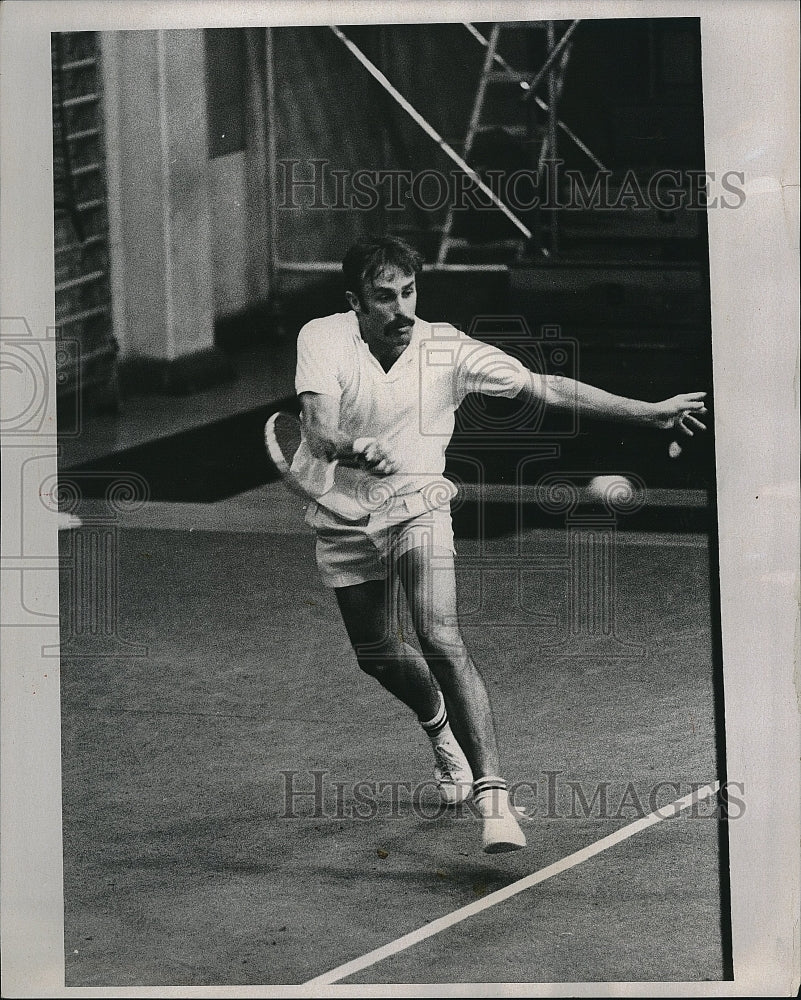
420, 691, 448, 740
472, 776, 509, 818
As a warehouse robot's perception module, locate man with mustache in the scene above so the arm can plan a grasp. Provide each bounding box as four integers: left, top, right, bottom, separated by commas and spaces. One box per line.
294, 236, 707, 853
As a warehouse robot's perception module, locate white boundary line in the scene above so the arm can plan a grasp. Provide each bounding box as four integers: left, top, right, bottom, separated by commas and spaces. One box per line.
303, 780, 721, 987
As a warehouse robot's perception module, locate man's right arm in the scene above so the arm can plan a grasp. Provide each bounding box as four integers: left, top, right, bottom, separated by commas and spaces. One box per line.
299, 391, 397, 475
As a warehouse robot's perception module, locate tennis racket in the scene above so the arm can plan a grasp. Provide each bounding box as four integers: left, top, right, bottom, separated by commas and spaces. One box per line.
264, 411, 383, 503
264, 410, 332, 501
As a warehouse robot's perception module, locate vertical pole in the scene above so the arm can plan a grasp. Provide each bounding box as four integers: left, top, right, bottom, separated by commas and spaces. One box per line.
547, 21, 559, 257
436, 23, 500, 265
111, 30, 218, 373
378, 25, 391, 238
264, 27, 279, 286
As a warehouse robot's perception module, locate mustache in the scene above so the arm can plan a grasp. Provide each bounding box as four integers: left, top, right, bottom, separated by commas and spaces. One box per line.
385, 318, 414, 333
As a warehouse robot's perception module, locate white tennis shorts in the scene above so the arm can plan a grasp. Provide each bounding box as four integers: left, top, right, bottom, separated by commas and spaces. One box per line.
304, 494, 456, 589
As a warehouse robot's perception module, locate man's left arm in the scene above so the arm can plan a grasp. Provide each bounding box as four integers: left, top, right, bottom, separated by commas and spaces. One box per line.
520, 371, 708, 436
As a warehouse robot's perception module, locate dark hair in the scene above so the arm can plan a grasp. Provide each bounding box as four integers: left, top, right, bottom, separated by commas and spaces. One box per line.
342, 236, 423, 303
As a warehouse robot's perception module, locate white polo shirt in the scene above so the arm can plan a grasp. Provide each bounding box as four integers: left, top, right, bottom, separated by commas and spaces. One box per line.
293, 311, 529, 521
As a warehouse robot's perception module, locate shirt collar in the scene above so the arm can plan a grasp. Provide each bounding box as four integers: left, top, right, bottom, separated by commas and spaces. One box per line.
351, 312, 419, 370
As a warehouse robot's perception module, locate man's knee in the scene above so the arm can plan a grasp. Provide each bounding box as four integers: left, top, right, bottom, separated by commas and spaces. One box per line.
418, 626, 467, 670
353, 637, 403, 678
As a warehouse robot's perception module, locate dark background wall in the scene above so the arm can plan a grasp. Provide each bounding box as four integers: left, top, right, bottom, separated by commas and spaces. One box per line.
243, 19, 706, 260
62, 19, 713, 504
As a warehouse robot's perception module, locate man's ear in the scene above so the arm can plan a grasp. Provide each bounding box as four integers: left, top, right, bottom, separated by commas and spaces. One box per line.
345, 289, 361, 313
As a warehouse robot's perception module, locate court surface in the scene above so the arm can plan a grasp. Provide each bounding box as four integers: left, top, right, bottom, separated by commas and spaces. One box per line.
59, 484, 729, 987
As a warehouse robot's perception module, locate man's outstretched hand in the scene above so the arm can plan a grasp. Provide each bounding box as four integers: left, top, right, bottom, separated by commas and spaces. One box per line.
650, 392, 708, 437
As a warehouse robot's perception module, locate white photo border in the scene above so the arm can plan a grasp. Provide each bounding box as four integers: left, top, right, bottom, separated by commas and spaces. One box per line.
1, 1, 798, 996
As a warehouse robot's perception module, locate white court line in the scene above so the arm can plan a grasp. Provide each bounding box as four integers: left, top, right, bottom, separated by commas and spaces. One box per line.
303, 781, 721, 987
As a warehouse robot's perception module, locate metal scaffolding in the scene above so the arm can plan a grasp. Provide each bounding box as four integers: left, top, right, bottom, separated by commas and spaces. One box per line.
264, 22, 605, 275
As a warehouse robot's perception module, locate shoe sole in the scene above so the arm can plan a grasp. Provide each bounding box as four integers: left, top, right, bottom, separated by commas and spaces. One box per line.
483, 838, 527, 854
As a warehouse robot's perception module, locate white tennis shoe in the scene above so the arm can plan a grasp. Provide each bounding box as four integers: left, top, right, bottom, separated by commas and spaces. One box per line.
430, 727, 473, 806
475, 786, 527, 854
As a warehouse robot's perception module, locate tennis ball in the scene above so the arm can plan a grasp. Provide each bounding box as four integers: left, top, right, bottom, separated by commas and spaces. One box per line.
586, 475, 634, 504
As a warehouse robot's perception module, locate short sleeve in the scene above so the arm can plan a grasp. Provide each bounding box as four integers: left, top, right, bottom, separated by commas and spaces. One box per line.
454, 333, 529, 403
295, 319, 343, 399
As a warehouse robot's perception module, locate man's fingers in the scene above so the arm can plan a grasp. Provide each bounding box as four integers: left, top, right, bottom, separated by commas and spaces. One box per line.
677, 410, 708, 437
351, 437, 397, 475
362, 451, 397, 475
674, 393, 707, 413
372, 460, 397, 476
352, 438, 376, 465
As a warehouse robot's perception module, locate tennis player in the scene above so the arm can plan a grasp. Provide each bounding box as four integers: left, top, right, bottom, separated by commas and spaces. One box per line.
294, 236, 706, 853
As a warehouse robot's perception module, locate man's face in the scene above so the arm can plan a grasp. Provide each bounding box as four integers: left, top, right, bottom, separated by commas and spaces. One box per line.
348, 265, 418, 365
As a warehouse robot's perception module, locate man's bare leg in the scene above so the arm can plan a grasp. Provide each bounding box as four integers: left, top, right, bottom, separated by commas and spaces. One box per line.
397, 544, 526, 852
334, 577, 441, 720
334, 575, 472, 805
395, 546, 499, 779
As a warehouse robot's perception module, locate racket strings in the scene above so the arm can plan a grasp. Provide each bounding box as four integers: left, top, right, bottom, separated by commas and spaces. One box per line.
274, 413, 303, 467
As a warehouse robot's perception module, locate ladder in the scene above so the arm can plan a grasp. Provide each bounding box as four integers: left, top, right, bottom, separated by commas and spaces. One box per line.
52, 31, 120, 413
437, 20, 580, 265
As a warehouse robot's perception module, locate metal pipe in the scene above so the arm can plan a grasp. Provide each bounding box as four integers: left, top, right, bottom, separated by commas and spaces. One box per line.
437, 23, 501, 264
329, 25, 532, 240
264, 27, 279, 288
275, 260, 510, 273
462, 22, 605, 170
523, 19, 580, 98
547, 21, 559, 256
